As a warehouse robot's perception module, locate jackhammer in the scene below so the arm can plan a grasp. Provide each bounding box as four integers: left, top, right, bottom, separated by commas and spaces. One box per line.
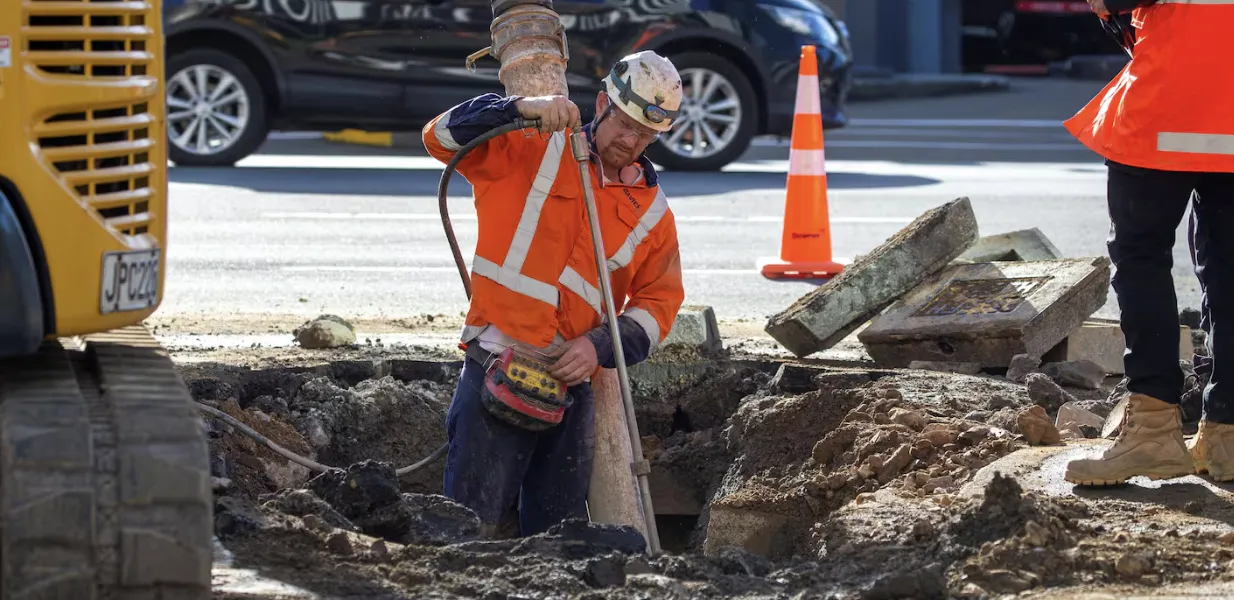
193, 0, 661, 554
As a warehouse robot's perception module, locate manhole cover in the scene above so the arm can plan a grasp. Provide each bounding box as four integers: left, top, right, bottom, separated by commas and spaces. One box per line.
915, 277, 1050, 317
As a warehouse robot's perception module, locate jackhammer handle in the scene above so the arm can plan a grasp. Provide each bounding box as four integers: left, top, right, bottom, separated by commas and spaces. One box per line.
515, 117, 541, 130
516, 118, 588, 136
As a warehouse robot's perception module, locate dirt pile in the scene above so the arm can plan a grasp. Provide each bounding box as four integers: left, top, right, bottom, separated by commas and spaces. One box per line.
216, 494, 837, 600
703, 369, 1058, 560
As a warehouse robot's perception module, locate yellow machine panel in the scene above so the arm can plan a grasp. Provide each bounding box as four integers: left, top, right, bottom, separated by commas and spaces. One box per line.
1, 0, 168, 338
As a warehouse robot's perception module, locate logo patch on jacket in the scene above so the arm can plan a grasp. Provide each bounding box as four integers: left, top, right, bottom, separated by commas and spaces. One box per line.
622, 188, 641, 210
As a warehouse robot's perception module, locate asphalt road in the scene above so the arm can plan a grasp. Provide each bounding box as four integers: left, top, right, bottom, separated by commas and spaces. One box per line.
162, 78, 1204, 330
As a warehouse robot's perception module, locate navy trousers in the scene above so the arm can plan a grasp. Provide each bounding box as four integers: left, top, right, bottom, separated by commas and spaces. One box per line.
1107, 160, 1234, 423
442, 356, 596, 536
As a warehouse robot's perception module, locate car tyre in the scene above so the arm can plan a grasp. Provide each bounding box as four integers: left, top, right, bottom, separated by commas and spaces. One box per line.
644, 51, 758, 172
165, 48, 269, 167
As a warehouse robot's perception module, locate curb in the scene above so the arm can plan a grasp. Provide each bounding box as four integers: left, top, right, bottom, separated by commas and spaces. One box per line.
848, 74, 1011, 102
322, 129, 393, 147
324, 129, 426, 149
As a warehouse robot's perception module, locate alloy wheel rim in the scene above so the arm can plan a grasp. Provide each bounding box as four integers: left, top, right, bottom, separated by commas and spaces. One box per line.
167, 64, 250, 156
661, 67, 741, 160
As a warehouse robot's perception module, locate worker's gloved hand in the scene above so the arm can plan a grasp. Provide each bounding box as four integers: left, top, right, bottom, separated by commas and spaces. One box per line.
548, 336, 599, 387
515, 96, 582, 133
1088, 0, 1110, 17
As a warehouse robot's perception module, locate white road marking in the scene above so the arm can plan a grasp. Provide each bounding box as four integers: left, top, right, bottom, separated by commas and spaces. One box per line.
259, 212, 911, 224
752, 138, 1086, 150
219, 154, 1103, 176
266, 131, 325, 140
823, 140, 1085, 151
847, 118, 1066, 128
279, 265, 851, 275
271, 119, 1064, 146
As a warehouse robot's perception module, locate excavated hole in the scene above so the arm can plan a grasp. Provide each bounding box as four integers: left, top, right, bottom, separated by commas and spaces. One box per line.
186, 355, 1192, 599
182, 356, 777, 554
182, 356, 1021, 557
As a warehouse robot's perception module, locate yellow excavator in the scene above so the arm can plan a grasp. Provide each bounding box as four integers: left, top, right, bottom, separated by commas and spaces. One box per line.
0, 0, 213, 598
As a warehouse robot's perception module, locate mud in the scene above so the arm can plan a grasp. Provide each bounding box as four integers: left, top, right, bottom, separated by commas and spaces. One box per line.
185, 341, 1234, 599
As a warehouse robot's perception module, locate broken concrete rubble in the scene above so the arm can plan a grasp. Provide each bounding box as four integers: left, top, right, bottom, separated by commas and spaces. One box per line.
1043, 319, 1194, 375
1024, 372, 1075, 412
955, 227, 1063, 263
1040, 359, 1106, 390
1055, 401, 1104, 439
858, 257, 1111, 369
1006, 353, 1040, 383
765, 197, 979, 358
294, 314, 357, 349
661, 305, 723, 355
1016, 405, 1061, 446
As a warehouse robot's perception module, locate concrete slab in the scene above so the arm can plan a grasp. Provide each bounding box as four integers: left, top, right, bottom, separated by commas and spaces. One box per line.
661, 305, 722, 355
1043, 321, 1195, 375
701, 503, 791, 559
956, 228, 1063, 263
961, 439, 1234, 509
907, 360, 982, 375
857, 257, 1111, 369
765, 197, 979, 358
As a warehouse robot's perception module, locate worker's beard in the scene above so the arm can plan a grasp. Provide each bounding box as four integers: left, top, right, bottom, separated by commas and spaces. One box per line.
600, 141, 636, 170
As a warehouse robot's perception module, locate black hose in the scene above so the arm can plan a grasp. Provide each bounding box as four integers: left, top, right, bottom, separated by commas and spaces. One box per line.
195, 118, 542, 479
438, 118, 539, 300
196, 402, 448, 476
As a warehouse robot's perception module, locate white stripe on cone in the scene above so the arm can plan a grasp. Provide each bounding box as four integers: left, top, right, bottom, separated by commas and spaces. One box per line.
794, 74, 822, 116
788, 148, 826, 176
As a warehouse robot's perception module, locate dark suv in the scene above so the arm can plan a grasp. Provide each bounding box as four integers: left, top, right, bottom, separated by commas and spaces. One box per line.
163, 0, 852, 171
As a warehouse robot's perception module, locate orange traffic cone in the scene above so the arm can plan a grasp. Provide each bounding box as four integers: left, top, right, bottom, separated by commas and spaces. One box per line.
759, 45, 844, 280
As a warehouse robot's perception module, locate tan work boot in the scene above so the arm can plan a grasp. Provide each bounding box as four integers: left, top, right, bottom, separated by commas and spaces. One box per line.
1188, 420, 1234, 482
1064, 393, 1195, 486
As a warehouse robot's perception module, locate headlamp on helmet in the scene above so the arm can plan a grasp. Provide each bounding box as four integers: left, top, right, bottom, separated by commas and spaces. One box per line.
606, 59, 680, 128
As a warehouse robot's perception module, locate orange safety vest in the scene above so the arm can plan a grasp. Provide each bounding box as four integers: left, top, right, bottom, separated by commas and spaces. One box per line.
1065, 0, 1234, 173
422, 114, 685, 352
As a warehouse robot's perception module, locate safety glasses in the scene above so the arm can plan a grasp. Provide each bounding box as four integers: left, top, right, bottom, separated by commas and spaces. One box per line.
601, 105, 660, 143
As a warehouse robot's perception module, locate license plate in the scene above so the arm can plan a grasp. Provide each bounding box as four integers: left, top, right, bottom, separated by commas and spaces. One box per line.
100, 249, 160, 314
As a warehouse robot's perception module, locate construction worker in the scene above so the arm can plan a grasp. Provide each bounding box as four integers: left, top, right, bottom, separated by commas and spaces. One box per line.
421, 51, 685, 536
1064, 0, 1234, 485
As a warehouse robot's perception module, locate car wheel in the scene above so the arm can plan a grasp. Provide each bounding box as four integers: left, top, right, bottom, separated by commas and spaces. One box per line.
644, 51, 758, 172
165, 48, 269, 167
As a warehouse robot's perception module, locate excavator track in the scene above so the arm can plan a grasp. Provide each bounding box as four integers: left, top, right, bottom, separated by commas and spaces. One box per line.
0, 325, 212, 600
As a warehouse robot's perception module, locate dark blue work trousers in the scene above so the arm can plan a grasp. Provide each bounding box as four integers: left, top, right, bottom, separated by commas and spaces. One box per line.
1107, 160, 1234, 423
442, 356, 596, 536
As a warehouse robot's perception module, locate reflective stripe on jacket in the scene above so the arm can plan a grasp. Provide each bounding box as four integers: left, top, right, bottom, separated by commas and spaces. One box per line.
421, 93, 685, 365
1065, 0, 1234, 172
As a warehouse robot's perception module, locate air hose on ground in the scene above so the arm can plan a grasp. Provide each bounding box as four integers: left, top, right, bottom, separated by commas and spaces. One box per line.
193, 119, 542, 477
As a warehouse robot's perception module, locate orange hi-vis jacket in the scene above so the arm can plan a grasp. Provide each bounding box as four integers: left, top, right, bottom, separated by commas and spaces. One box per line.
1065, 0, 1234, 173
422, 93, 685, 365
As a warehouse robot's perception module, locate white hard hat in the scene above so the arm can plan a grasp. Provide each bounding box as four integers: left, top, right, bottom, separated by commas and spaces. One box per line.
602, 51, 682, 133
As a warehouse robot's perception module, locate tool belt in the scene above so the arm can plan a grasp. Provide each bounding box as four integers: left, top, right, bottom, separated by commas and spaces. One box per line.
466, 343, 573, 431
